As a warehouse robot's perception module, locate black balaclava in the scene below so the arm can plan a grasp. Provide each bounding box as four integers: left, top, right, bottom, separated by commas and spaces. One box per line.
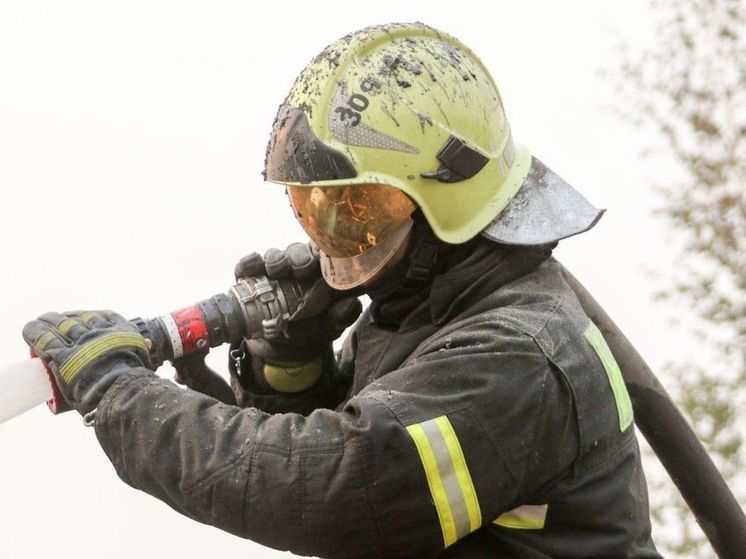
365, 211, 555, 329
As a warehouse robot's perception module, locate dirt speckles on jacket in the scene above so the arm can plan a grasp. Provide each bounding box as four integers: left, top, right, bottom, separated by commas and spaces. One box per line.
94, 242, 660, 558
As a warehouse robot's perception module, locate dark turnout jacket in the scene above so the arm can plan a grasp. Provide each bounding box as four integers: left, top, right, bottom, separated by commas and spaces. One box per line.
93, 241, 660, 558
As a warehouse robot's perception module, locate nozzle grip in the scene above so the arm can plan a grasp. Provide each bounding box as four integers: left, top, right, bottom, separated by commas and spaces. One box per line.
29, 350, 72, 415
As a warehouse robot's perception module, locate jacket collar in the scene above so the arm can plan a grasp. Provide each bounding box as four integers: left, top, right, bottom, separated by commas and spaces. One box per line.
367, 228, 553, 330
428, 240, 552, 326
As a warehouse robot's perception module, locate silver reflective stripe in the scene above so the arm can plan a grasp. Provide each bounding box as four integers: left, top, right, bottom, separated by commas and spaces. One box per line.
493, 504, 548, 530
405, 416, 482, 547
419, 419, 473, 540
329, 83, 419, 154
158, 314, 184, 359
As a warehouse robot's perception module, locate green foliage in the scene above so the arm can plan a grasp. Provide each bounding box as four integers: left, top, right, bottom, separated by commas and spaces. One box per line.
614, 0, 746, 556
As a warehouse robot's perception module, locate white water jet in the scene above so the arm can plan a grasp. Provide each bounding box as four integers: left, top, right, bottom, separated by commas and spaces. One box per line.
0, 359, 54, 424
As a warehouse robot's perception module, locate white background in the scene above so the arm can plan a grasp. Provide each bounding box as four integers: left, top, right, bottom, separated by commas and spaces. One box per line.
0, 1, 683, 557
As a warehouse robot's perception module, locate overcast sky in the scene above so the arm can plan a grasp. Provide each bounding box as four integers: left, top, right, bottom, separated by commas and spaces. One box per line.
0, 1, 682, 557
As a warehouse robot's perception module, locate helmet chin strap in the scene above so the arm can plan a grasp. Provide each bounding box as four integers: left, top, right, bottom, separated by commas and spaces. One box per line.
365, 212, 445, 301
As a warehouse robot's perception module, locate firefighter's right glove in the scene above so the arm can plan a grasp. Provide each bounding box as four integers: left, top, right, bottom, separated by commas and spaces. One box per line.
22, 310, 154, 416
233, 243, 362, 393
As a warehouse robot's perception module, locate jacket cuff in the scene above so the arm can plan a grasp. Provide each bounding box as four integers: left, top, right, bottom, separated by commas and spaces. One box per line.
93, 368, 158, 432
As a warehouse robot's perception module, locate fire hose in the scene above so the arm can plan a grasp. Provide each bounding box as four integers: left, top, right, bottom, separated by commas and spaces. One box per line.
1, 267, 744, 557
560, 266, 746, 558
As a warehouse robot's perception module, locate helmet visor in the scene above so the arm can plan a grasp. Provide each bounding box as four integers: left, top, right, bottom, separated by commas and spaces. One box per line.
287, 184, 416, 258
320, 218, 413, 290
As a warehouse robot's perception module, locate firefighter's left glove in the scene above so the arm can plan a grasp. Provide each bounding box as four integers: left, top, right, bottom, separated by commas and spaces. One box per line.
233, 243, 362, 393
23, 311, 154, 416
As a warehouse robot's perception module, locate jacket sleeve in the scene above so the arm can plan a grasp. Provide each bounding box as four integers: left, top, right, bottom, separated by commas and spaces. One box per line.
93, 322, 577, 559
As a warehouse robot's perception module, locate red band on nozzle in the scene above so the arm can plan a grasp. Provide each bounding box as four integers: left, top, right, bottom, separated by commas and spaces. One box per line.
171, 306, 209, 356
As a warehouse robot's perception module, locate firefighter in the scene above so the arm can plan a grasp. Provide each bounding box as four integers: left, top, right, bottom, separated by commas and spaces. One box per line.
23, 23, 660, 557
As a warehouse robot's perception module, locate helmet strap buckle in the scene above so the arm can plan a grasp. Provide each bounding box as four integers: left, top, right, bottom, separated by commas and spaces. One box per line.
421, 135, 489, 183
406, 239, 440, 283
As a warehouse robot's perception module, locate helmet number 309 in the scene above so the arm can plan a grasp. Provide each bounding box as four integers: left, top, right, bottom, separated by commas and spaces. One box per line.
334, 92, 370, 127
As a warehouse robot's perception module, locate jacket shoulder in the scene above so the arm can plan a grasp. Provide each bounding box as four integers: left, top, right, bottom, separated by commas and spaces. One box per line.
419, 257, 586, 351
416, 257, 634, 456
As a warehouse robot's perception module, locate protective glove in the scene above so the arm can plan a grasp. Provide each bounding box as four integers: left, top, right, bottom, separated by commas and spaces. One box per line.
233, 242, 362, 394
23, 310, 154, 417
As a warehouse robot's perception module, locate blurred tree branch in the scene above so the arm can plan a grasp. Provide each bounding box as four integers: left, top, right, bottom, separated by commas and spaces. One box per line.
611, 0, 746, 556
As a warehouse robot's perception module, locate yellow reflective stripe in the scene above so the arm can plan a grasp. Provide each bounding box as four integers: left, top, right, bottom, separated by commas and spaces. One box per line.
583, 322, 633, 432
407, 423, 458, 546
58, 319, 80, 335
78, 312, 98, 324
35, 331, 58, 351
493, 504, 548, 530
434, 416, 482, 532
406, 415, 482, 548
59, 332, 148, 385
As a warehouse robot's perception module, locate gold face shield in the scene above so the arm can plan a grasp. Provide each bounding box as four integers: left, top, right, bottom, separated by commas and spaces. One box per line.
287, 184, 416, 258
286, 184, 416, 289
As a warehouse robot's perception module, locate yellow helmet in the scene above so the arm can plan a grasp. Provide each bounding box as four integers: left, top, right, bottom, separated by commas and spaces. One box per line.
265, 23, 602, 288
